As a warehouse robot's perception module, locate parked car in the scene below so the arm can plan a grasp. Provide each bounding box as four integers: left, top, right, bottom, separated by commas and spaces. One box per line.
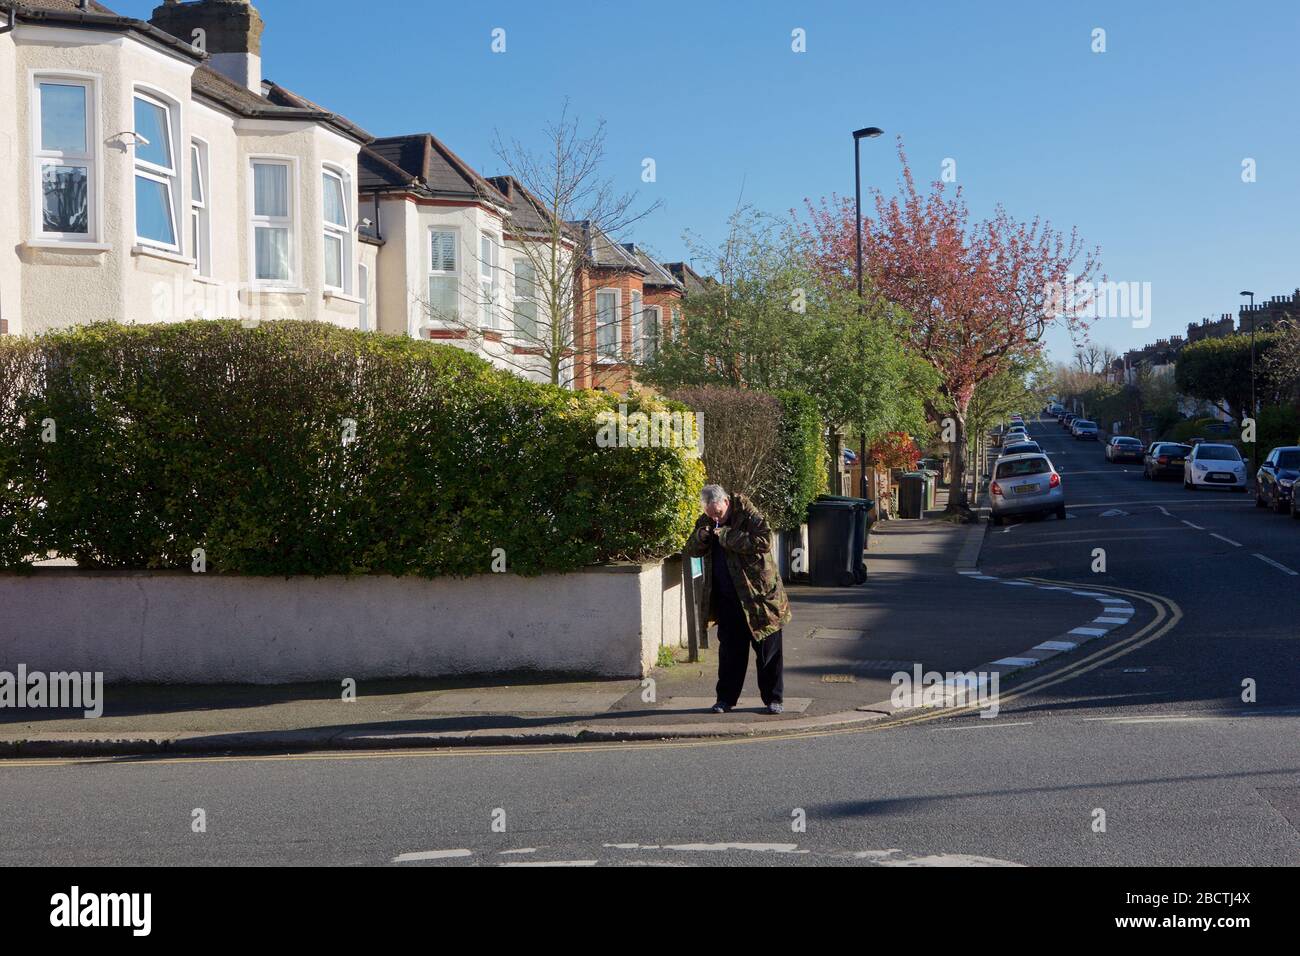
1000, 426, 1028, 446
1255, 446, 1300, 513
1105, 436, 1145, 463
1072, 419, 1099, 440
990, 453, 1066, 525
1184, 443, 1248, 492
1062, 413, 1077, 429
999, 440, 1043, 458
1143, 442, 1192, 480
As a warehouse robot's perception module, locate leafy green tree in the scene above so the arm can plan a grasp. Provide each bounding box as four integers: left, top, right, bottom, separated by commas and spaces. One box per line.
1175, 332, 1280, 423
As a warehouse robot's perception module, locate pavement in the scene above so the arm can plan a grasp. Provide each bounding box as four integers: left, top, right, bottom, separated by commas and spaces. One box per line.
3, 415, 1297, 867
0, 483, 1122, 756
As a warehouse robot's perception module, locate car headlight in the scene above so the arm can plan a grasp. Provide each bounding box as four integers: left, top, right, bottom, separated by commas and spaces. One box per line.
1194, 462, 1207, 471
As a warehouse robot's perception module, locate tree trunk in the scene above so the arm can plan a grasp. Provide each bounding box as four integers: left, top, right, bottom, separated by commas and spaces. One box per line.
828, 430, 841, 495
948, 407, 971, 514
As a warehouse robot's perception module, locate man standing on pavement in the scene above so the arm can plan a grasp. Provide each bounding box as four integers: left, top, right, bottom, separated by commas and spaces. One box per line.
683, 484, 792, 715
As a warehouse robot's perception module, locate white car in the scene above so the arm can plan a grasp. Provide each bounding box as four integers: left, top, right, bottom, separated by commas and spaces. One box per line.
1000, 427, 1028, 446
1184, 443, 1248, 492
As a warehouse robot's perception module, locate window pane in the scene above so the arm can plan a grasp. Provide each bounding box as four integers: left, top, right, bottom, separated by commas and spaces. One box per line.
255, 226, 290, 281
39, 83, 87, 154
430, 231, 456, 272
324, 233, 343, 288
191, 145, 204, 204
322, 172, 347, 227
480, 235, 493, 277
428, 275, 458, 320
135, 175, 176, 245
41, 164, 89, 233
253, 163, 289, 217
643, 307, 659, 359
514, 260, 536, 299
596, 291, 618, 356
133, 97, 172, 169
515, 301, 538, 340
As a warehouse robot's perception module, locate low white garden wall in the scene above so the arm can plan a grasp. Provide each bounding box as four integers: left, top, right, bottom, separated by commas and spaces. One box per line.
0, 558, 685, 684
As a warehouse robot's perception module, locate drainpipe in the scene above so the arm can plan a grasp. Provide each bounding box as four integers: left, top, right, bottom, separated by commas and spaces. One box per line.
1, 5, 16, 34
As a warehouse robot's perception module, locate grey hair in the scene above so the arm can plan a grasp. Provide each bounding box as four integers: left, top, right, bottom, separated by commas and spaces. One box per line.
701, 484, 729, 505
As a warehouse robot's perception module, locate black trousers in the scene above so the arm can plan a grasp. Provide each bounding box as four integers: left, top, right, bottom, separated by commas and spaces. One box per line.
714, 596, 783, 707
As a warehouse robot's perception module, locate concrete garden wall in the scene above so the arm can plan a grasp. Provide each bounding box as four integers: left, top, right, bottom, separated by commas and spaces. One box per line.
0, 558, 685, 684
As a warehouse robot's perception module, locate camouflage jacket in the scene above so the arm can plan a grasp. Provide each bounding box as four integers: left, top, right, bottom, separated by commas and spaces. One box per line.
682, 493, 791, 642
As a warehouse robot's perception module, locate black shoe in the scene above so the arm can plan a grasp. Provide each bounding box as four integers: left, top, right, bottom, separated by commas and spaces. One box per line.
710, 701, 731, 714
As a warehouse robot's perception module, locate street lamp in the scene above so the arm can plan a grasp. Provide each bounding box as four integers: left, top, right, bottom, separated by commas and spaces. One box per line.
853, 126, 884, 303
1240, 290, 1256, 468
852, 126, 883, 498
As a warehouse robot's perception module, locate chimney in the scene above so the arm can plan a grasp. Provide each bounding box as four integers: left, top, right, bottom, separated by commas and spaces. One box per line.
151, 0, 265, 94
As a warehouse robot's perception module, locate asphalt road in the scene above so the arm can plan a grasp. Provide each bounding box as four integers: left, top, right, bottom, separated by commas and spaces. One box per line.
2, 417, 1297, 867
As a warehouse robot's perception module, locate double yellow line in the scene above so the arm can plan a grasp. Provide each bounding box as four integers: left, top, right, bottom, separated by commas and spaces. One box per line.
1, 579, 1182, 768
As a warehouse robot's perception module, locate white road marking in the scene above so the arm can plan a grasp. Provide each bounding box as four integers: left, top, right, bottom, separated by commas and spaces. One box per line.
1034, 640, 1078, 651
1098, 597, 1128, 604
934, 721, 1034, 730
1104, 605, 1135, 615
1209, 533, 1242, 547
1069, 626, 1110, 637
502, 859, 598, 867
852, 849, 1023, 867
993, 656, 1039, 667
392, 849, 473, 862
1157, 506, 1171, 516
1082, 714, 1187, 721
500, 848, 539, 855
1094, 617, 1129, 625
1181, 519, 1205, 530
661, 843, 807, 853
1253, 553, 1299, 576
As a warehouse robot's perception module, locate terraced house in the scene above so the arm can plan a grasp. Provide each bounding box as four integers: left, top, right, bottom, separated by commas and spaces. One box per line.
0, 0, 374, 336
0, 0, 686, 390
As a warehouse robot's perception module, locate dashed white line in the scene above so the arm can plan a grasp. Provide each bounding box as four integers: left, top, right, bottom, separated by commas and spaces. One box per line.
392, 849, 473, 862
1253, 553, 1299, 576
1181, 519, 1205, 530
1209, 533, 1242, 547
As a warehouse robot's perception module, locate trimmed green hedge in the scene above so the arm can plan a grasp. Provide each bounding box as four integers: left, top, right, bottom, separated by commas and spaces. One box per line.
0, 321, 703, 575
666, 386, 824, 530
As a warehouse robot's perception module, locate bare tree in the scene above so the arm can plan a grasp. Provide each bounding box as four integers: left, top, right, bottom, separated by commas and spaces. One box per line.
419, 101, 660, 387
1072, 341, 1116, 376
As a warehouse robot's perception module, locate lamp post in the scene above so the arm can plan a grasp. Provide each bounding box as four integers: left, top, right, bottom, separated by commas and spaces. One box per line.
1240, 290, 1256, 468
852, 126, 883, 498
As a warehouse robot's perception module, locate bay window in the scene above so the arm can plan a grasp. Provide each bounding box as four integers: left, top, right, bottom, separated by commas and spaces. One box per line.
427, 229, 458, 321
513, 259, 538, 340
33, 76, 95, 239
190, 140, 210, 275
322, 166, 351, 293
595, 289, 620, 360
630, 290, 643, 361
132, 91, 179, 250
479, 232, 499, 328
641, 305, 661, 360
251, 159, 294, 285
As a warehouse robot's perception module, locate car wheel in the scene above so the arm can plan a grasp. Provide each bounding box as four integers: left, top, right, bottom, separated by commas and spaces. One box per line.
1185, 476, 1195, 490
1055, 505, 1067, 520
1275, 494, 1288, 514
1292, 498, 1300, 520
1256, 488, 1267, 507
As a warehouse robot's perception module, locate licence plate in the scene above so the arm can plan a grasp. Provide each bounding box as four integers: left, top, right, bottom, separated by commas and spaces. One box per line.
1014, 483, 1040, 494
1211, 472, 1232, 481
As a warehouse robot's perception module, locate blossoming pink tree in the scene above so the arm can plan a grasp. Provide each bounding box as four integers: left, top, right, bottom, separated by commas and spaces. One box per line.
804, 143, 1102, 513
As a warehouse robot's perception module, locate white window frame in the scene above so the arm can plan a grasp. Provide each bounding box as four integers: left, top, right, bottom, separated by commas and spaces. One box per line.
321, 164, 352, 294
512, 257, 539, 341
595, 288, 621, 361
640, 304, 661, 361
132, 88, 181, 252
30, 72, 99, 242
427, 227, 459, 325
190, 138, 211, 276
630, 289, 643, 361
248, 156, 298, 289
479, 231, 499, 329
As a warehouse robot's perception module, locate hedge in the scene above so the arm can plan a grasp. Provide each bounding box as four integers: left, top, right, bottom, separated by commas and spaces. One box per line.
667, 386, 824, 530
0, 320, 703, 575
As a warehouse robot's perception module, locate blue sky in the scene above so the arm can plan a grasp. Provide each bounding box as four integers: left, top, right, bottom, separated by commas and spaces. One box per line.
118, 0, 1299, 362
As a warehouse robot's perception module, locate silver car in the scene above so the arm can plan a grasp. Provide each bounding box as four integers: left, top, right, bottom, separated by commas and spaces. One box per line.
990, 453, 1066, 525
